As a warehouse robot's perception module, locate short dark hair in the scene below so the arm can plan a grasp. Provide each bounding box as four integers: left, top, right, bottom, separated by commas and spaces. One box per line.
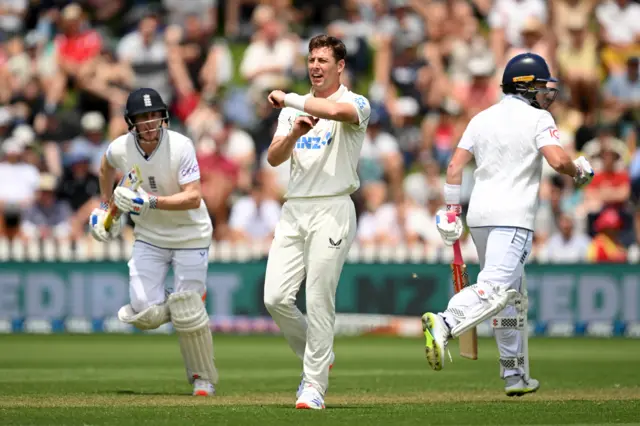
308, 34, 347, 62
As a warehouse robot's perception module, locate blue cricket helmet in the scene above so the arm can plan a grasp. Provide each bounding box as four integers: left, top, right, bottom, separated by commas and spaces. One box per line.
501, 53, 559, 110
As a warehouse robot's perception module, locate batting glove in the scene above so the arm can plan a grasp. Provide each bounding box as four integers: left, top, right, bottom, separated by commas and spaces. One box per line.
573, 156, 595, 188
89, 202, 123, 242
435, 209, 463, 246
114, 186, 150, 216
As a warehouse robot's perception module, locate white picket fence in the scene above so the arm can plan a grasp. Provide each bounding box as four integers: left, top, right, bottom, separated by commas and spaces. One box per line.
0, 237, 638, 264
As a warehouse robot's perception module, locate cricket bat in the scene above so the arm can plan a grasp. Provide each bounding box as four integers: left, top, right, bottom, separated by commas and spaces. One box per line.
104, 165, 143, 232
447, 211, 478, 360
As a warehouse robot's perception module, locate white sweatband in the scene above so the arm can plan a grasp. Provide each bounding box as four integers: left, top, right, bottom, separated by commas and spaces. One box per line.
443, 183, 461, 205
284, 93, 306, 111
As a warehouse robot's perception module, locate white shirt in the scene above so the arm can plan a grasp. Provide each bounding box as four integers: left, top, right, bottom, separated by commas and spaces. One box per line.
106, 129, 213, 249
0, 162, 39, 205
273, 85, 371, 199
459, 95, 562, 230
488, 0, 548, 48
229, 196, 281, 240
596, 0, 640, 44
542, 232, 591, 263
360, 131, 399, 160
240, 39, 298, 90
0, 0, 27, 33
117, 33, 171, 102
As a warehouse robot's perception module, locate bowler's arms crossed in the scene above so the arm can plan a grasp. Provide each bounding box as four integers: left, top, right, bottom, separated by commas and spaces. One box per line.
303, 93, 371, 126
268, 108, 298, 167
536, 113, 577, 177
154, 142, 202, 210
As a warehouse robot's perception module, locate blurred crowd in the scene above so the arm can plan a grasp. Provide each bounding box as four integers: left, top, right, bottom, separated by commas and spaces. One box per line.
0, 0, 638, 263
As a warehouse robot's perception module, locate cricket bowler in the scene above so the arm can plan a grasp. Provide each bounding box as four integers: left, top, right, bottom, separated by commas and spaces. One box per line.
421, 53, 595, 395
89, 88, 217, 396
264, 34, 371, 409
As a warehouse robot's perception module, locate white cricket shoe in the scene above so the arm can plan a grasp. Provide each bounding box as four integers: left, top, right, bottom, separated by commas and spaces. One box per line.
296, 351, 335, 398
192, 379, 215, 396
421, 312, 450, 371
505, 376, 540, 397
295, 384, 325, 409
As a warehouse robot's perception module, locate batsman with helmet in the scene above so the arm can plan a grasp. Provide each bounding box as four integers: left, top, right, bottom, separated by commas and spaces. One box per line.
421, 53, 595, 395
89, 88, 217, 396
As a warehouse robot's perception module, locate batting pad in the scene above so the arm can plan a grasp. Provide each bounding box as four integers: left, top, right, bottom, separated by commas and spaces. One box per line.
168, 291, 218, 385
118, 303, 170, 330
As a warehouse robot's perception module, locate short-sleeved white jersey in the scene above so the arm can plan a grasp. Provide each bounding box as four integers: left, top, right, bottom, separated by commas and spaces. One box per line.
106, 129, 213, 249
459, 95, 562, 231
273, 85, 371, 199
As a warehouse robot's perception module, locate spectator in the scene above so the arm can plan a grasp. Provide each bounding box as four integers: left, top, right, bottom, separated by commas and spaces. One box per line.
0, 0, 28, 38
358, 105, 403, 196
551, 0, 597, 44
239, 6, 297, 99
541, 213, 591, 263
596, 0, 640, 75
452, 55, 500, 120
67, 112, 108, 176
356, 181, 401, 246
503, 17, 555, 76
587, 207, 627, 263
488, 0, 548, 67
535, 175, 568, 245
206, 117, 256, 192
117, 12, 173, 106
166, 13, 232, 103
228, 173, 281, 243
162, 0, 218, 36
583, 133, 631, 213
52, 4, 103, 108
556, 14, 600, 117
21, 173, 74, 241
57, 149, 101, 235
421, 98, 464, 171
75, 47, 134, 138
384, 37, 443, 127
603, 56, 640, 134
404, 157, 446, 208
259, 147, 290, 202
0, 138, 40, 238
447, 12, 492, 85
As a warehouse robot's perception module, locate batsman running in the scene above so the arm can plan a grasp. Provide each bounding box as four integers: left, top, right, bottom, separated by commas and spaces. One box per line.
264, 34, 371, 409
89, 88, 217, 396
422, 53, 594, 396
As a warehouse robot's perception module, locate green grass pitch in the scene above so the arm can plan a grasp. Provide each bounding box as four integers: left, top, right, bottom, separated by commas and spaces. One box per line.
1, 334, 639, 425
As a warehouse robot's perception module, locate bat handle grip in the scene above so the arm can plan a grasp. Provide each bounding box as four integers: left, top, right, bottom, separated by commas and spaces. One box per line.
446, 211, 463, 259
446, 211, 458, 224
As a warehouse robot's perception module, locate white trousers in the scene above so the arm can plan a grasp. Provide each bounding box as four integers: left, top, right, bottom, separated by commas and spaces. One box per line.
442, 227, 532, 378
128, 241, 209, 312
264, 195, 357, 395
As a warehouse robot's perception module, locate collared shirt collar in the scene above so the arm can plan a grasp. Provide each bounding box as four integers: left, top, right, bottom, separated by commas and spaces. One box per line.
311, 84, 347, 101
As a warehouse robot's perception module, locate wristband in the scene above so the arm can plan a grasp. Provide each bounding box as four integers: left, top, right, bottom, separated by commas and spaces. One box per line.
99, 201, 109, 210
447, 204, 462, 215
149, 195, 158, 210
443, 183, 461, 205
284, 93, 306, 111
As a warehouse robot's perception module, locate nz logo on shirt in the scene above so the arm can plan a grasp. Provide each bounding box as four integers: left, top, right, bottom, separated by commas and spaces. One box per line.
148, 176, 157, 191
296, 131, 333, 150
353, 96, 367, 111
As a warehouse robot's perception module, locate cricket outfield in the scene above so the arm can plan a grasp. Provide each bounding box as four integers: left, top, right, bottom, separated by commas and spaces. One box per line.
1, 334, 639, 425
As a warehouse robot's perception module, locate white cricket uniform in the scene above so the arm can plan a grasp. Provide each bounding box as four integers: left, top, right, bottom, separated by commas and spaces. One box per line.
443, 95, 562, 379
106, 129, 213, 312
263, 84, 371, 395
